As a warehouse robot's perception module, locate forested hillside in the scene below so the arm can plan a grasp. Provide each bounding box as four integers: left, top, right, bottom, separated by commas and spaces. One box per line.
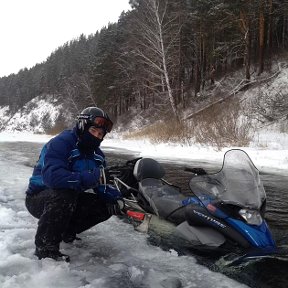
0, 0, 287, 129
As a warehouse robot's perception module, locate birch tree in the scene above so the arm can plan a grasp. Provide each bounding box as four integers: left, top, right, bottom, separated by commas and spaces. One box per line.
132, 0, 181, 120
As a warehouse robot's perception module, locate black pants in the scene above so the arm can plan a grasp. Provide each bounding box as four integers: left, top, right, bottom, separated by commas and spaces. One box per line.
25, 189, 110, 251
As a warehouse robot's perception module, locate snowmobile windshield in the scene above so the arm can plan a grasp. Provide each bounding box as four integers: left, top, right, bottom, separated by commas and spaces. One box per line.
189, 149, 266, 210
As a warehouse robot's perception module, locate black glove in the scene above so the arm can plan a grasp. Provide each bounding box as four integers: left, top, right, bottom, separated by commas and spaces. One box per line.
107, 199, 126, 216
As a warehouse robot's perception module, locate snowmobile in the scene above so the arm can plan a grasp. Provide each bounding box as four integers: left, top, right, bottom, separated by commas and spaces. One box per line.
107, 149, 278, 262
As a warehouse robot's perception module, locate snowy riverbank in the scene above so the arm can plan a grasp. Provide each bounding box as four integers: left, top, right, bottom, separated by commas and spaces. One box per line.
1, 131, 287, 174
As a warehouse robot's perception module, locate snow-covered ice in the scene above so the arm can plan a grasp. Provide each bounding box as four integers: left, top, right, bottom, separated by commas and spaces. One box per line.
0, 136, 252, 288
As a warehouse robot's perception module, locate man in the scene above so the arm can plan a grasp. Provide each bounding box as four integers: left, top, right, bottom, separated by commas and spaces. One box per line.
25, 107, 124, 262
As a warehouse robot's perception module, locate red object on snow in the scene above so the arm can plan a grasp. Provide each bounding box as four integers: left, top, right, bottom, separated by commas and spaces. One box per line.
127, 210, 145, 221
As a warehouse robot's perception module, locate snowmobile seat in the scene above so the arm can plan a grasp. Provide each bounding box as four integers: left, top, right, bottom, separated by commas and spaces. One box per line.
138, 178, 186, 220
133, 158, 186, 220
133, 158, 165, 181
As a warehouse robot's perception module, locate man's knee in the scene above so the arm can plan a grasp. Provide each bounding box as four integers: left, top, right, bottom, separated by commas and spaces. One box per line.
43, 189, 78, 216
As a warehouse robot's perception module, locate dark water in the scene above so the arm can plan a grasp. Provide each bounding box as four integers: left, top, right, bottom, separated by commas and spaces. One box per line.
3, 142, 288, 288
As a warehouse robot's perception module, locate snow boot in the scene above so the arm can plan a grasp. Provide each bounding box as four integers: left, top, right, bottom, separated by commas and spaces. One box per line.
35, 247, 70, 262
62, 233, 82, 243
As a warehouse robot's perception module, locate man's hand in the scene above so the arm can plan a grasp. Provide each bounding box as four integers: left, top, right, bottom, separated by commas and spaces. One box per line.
97, 184, 123, 202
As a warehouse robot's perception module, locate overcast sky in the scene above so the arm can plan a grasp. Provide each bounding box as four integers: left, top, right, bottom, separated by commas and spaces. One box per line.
0, 0, 131, 77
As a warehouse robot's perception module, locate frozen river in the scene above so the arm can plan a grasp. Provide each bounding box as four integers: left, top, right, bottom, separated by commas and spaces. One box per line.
0, 141, 287, 288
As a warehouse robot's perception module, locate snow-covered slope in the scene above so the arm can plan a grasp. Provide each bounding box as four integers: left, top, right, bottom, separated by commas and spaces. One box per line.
0, 95, 65, 133
0, 65, 287, 148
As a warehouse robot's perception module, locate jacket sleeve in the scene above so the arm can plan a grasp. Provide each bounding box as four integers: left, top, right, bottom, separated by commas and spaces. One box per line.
42, 136, 100, 191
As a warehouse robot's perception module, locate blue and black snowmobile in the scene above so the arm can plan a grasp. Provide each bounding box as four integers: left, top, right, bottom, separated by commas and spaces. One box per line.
108, 149, 278, 262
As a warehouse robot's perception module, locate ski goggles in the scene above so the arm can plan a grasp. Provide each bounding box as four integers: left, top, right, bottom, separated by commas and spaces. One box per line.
92, 117, 113, 133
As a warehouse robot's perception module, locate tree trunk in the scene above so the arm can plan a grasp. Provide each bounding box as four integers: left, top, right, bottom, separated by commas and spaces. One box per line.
240, 10, 251, 81
283, 16, 287, 49
153, 0, 179, 120
267, 0, 273, 71
194, 64, 201, 97
258, 0, 265, 75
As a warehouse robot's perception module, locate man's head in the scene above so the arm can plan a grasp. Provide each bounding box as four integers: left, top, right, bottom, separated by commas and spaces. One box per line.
76, 107, 113, 150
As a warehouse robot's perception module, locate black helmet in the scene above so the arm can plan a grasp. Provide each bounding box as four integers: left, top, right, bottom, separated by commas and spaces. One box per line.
76, 107, 113, 135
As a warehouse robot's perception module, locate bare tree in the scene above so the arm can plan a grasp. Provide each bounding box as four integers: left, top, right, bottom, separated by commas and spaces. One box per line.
132, 0, 181, 120
239, 6, 252, 81
61, 78, 80, 115
60, 73, 95, 115
78, 73, 97, 106
247, 89, 288, 123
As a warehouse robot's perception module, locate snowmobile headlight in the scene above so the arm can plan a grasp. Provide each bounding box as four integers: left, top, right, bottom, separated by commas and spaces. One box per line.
239, 209, 263, 226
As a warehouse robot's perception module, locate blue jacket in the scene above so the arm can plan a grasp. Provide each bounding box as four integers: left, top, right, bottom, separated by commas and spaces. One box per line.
27, 128, 106, 194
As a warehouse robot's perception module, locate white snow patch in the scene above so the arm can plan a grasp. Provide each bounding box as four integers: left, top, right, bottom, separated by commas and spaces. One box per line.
2, 95, 62, 133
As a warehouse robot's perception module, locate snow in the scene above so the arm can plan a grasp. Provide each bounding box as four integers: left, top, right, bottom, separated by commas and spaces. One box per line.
0, 131, 52, 143
104, 136, 288, 175
0, 140, 250, 288
1, 95, 65, 133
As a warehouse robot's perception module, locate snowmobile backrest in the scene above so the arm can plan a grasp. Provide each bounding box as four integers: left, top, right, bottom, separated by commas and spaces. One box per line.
133, 158, 165, 181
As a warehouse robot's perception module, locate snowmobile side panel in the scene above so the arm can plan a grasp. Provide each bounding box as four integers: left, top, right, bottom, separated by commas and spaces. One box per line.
176, 221, 226, 247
